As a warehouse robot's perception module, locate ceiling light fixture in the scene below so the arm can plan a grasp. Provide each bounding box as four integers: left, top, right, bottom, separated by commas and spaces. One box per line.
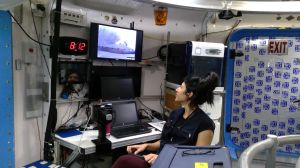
135, 0, 300, 13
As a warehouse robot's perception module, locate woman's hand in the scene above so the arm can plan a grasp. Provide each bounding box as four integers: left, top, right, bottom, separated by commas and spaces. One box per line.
127, 144, 148, 154
144, 153, 158, 165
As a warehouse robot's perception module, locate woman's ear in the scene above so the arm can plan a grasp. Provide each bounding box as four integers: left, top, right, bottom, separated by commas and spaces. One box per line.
187, 92, 193, 98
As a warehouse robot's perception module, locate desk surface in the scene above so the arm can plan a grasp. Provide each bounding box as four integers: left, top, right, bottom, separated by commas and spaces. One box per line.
55, 128, 161, 154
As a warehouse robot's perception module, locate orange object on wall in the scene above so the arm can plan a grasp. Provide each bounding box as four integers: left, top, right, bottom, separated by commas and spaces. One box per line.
154, 6, 168, 25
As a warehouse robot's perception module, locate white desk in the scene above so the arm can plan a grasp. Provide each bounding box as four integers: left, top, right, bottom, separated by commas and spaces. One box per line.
55, 128, 161, 166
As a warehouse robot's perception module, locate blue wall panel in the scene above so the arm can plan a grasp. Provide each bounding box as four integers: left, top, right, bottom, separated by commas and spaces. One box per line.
0, 11, 15, 167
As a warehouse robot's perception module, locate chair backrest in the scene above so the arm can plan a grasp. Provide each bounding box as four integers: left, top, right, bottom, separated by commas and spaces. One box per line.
239, 134, 300, 168
211, 121, 220, 145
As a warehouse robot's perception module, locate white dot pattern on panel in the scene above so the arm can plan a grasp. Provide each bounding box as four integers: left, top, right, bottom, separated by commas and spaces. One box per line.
231, 36, 300, 154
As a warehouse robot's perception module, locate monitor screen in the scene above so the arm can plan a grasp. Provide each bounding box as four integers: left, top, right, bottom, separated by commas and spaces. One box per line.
90, 22, 143, 62
101, 77, 135, 101
58, 61, 89, 84
192, 56, 224, 86
112, 101, 138, 126
89, 66, 142, 100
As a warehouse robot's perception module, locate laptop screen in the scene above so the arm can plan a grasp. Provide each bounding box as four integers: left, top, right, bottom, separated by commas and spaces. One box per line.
112, 101, 139, 126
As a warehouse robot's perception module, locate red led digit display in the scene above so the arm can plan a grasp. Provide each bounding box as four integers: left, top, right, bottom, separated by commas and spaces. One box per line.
69, 41, 77, 50
78, 42, 86, 51
59, 37, 88, 55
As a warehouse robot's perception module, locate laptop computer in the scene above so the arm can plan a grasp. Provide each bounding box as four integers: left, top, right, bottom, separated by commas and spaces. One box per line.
110, 100, 151, 138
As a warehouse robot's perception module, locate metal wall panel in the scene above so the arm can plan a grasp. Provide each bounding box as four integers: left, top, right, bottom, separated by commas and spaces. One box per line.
0, 10, 15, 168
224, 28, 300, 159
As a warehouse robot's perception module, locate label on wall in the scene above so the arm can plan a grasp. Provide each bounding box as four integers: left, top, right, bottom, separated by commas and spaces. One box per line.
268, 39, 288, 55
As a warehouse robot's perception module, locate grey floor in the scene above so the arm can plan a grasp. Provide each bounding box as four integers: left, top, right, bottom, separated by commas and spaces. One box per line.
70, 154, 112, 168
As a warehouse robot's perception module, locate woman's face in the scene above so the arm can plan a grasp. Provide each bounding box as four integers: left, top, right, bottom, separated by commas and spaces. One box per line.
175, 82, 189, 103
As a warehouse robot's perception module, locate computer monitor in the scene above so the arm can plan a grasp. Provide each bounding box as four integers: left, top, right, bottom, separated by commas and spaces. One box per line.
112, 101, 138, 126
101, 76, 135, 101
89, 66, 142, 100
89, 22, 143, 62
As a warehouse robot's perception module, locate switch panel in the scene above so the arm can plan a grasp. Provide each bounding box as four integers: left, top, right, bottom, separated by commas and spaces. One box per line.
60, 8, 87, 27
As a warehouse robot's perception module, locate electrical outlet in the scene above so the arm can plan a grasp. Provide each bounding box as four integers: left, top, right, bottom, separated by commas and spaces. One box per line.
60, 8, 87, 27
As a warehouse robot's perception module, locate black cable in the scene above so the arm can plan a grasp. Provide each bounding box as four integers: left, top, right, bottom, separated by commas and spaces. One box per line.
50, 0, 57, 34
29, 0, 52, 78
136, 97, 160, 114
159, 82, 164, 109
58, 102, 85, 129
44, 0, 62, 160
201, 27, 231, 37
35, 118, 42, 160
201, 19, 241, 38
85, 104, 91, 121
224, 19, 242, 44
7, 11, 51, 46
160, 82, 167, 119
109, 60, 114, 66
59, 102, 73, 127
74, 101, 80, 117
142, 55, 158, 60
137, 98, 164, 120
137, 109, 153, 120
137, 98, 151, 110
204, 12, 209, 40
205, 20, 208, 40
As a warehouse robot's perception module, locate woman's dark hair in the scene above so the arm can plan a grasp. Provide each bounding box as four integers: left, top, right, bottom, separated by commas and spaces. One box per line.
184, 72, 219, 108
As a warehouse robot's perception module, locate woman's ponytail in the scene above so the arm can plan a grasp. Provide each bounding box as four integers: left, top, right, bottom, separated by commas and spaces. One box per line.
201, 72, 219, 105
184, 72, 219, 107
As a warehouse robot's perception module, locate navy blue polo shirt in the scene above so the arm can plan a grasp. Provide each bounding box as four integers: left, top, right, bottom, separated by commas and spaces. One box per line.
159, 107, 215, 152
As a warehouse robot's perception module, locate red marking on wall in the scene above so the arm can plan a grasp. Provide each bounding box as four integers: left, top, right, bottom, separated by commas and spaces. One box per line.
268, 40, 288, 55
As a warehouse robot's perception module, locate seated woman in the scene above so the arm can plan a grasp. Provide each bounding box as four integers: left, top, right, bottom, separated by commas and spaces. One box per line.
112, 72, 219, 168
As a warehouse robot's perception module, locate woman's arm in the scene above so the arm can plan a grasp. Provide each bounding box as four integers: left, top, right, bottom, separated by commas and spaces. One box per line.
195, 130, 214, 146
127, 140, 161, 154
146, 140, 160, 151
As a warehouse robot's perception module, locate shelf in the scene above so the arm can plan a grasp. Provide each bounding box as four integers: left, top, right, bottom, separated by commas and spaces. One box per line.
56, 98, 89, 104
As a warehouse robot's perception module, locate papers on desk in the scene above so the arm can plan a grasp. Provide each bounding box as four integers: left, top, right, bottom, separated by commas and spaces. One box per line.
56, 129, 82, 138
148, 121, 166, 131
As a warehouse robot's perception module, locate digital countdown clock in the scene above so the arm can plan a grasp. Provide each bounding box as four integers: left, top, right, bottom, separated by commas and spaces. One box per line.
59, 36, 88, 55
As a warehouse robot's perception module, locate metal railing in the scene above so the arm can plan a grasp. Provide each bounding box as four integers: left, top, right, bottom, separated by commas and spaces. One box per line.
238, 134, 300, 168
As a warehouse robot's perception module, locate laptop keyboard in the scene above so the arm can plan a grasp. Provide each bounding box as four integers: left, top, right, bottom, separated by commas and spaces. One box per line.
111, 124, 151, 138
